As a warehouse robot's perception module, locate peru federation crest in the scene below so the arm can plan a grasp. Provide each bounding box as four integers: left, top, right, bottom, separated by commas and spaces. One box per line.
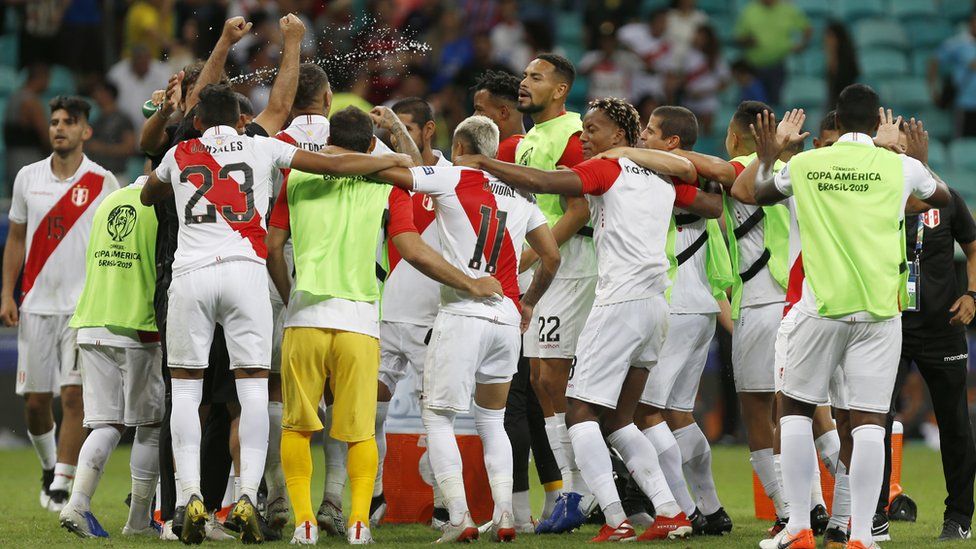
71, 187, 89, 206
921, 209, 940, 229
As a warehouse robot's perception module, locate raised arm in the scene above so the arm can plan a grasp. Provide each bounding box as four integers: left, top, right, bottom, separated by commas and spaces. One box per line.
186, 17, 252, 113
392, 232, 502, 298
731, 156, 762, 205
521, 223, 561, 333
266, 226, 292, 305
0, 222, 25, 327
596, 147, 696, 181
290, 149, 413, 178
370, 106, 424, 166
455, 154, 585, 195
253, 14, 305, 135
751, 110, 791, 205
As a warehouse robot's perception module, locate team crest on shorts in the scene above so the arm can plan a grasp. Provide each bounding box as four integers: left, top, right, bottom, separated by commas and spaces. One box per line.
71, 187, 89, 206
921, 209, 940, 229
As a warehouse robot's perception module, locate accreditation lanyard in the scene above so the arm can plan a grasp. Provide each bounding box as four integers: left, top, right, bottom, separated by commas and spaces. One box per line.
906, 216, 924, 311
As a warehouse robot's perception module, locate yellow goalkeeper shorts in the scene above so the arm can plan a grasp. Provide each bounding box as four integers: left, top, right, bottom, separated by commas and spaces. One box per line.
280, 327, 380, 442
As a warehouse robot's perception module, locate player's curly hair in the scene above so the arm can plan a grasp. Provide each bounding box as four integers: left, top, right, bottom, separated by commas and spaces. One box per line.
470, 69, 520, 103
587, 97, 641, 147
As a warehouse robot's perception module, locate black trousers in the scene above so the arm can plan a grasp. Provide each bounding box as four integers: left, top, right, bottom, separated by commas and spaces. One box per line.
878, 333, 975, 528
505, 349, 562, 492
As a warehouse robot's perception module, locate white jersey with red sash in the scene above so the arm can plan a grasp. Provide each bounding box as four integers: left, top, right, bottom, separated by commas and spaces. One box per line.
408, 165, 547, 326
9, 155, 118, 314
154, 124, 297, 278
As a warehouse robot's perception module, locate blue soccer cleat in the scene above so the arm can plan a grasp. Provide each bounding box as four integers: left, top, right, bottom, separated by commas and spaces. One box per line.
60, 505, 110, 538
537, 492, 586, 534
535, 493, 566, 534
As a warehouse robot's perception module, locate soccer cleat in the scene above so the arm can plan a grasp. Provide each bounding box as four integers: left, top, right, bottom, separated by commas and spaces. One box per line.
173, 506, 186, 539
39, 468, 54, 510
369, 493, 387, 527
347, 520, 374, 544
845, 541, 881, 549
60, 505, 110, 538
768, 516, 788, 537
205, 514, 237, 541
228, 494, 264, 544
637, 513, 693, 541
265, 495, 290, 531
436, 511, 479, 543
290, 521, 318, 545
759, 527, 816, 549
47, 488, 69, 512
122, 514, 163, 537
823, 525, 849, 548
939, 518, 973, 541
871, 512, 890, 542
590, 520, 637, 542
689, 509, 707, 534
491, 511, 516, 542
628, 511, 655, 528
810, 504, 829, 535
541, 492, 586, 534
534, 494, 564, 534
703, 507, 734, 535
515, 519, 537, 534
317, 499, 345, 536
180, 495, 209, 545
432, 506, 451, 531
160, 520, 179, 541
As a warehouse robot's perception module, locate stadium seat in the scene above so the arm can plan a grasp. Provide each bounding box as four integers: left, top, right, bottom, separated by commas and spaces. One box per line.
859, 49, 909, 78
695, 0, 729, 15
567, 75, 588, 113
39, 64, 76, 96
639, 0, 670, 16
905, 18, 955, 50
945, 169, 976, 203
880, 78, 932, 110
0, 65, 18, 97
918, 108, 953, 142
0, 34, 17, 68
911, 49, 937, 76
891, 0, 938, 20
782, 75, 827, 109
835, 0, 885, 21
793, 0, 833, 19
556, 11, 583, 44
786, 49, 826, 76
927, 140, 947, 172
949, 139, 976, 172
854, 19, 909, 51
941, 0, 975, 21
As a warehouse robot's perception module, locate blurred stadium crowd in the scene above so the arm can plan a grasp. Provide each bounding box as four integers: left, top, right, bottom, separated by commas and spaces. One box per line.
1, 0, 974, 448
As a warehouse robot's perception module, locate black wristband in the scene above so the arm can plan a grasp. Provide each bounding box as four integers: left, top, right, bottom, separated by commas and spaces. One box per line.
967, 290, 976, 304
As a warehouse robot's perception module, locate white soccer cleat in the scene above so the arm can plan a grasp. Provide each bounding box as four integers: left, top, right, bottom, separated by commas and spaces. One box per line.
436, 511, 479, 543
515, 519, 537, 534
491, 511, 516, 542
347, 520, 374, 544
317, 499, 345, 536
759, 527, 787, 549
291, 521, 319, 545
204, 514, 236, 541
159, 520, 179, 541
59, 504, 110, 538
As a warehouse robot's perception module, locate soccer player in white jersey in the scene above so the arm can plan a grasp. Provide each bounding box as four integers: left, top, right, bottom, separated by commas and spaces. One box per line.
1, 96, 119, 513
620, 106, 732, 535
457, 98, 723, 542
748, 85, 950, 549
370, 115, 561, 543
368, 100, 454, 528
141, 83, 412, 544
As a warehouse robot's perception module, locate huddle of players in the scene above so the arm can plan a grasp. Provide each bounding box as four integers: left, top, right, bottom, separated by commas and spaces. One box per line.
3, 13, 945, 549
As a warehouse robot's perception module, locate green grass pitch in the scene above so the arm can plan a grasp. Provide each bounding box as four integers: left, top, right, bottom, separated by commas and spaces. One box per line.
0, 444, 953, 547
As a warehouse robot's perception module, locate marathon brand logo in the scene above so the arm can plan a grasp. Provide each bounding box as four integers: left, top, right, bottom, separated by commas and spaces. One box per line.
807, 165, 878, 192
624, 163, 654, 177
944, 353, 968, 362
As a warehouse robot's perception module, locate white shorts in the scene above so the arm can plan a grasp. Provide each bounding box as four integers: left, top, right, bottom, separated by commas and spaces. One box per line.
271, 297, 285, 374
166, 261, 273, 369
16, 312, 80, 395
774, 324, 849, 410
641, 313, 716, 412
378, 320, 430, 396
422, 312, 520, 413
526, 276, 597, 359
567, 295, 669, 409
732, 302, 783, 393
79, 343, 164, 427
778, 309, 900, 413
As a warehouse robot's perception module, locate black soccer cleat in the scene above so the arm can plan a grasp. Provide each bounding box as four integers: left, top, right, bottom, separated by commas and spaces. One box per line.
939, 518, 973, 541
702, 507, 733, 535
172, 505, 185, 538
810, 504, 829, 535
767, 516, 787, 537
369, 492, 387, 527
872, 511, 891, 542
228, 495, 263, 544
823, 525, 849, 549
688, 508, 707, 535
180, 496, 208, 545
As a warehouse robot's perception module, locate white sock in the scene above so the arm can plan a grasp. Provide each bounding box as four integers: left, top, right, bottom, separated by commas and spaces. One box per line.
828, 462, 851, 531
513, 490, 532, 525
222, 473, 235, 507
322, 405, 348, 505
127, 426, 160, 531
543, 488, 560, 518
421, 406, 467, 523
781, 415, 815, 533
234, 476, 242, 501
815, 430, 841, 476
568, 421, 626, 527
556, 412, 588, 496
171, 378, 203, 501
751, 448, 788, 518
235, 377, 269, 503
68, 426, 121, 509
28, 425, 57, 470
374, 401, 390, 498
774, 454, 786, 513
607, 423, 681, 518
422, 450, 446, 508
811, 457, 826, 508
643, 424, 695, 516
544, 415, 571, 487
264, 401, 286, 501
51, 462, 77, 493
850, 424, 886, 545
673, 423, 722, 515
474, 404, 514, 523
